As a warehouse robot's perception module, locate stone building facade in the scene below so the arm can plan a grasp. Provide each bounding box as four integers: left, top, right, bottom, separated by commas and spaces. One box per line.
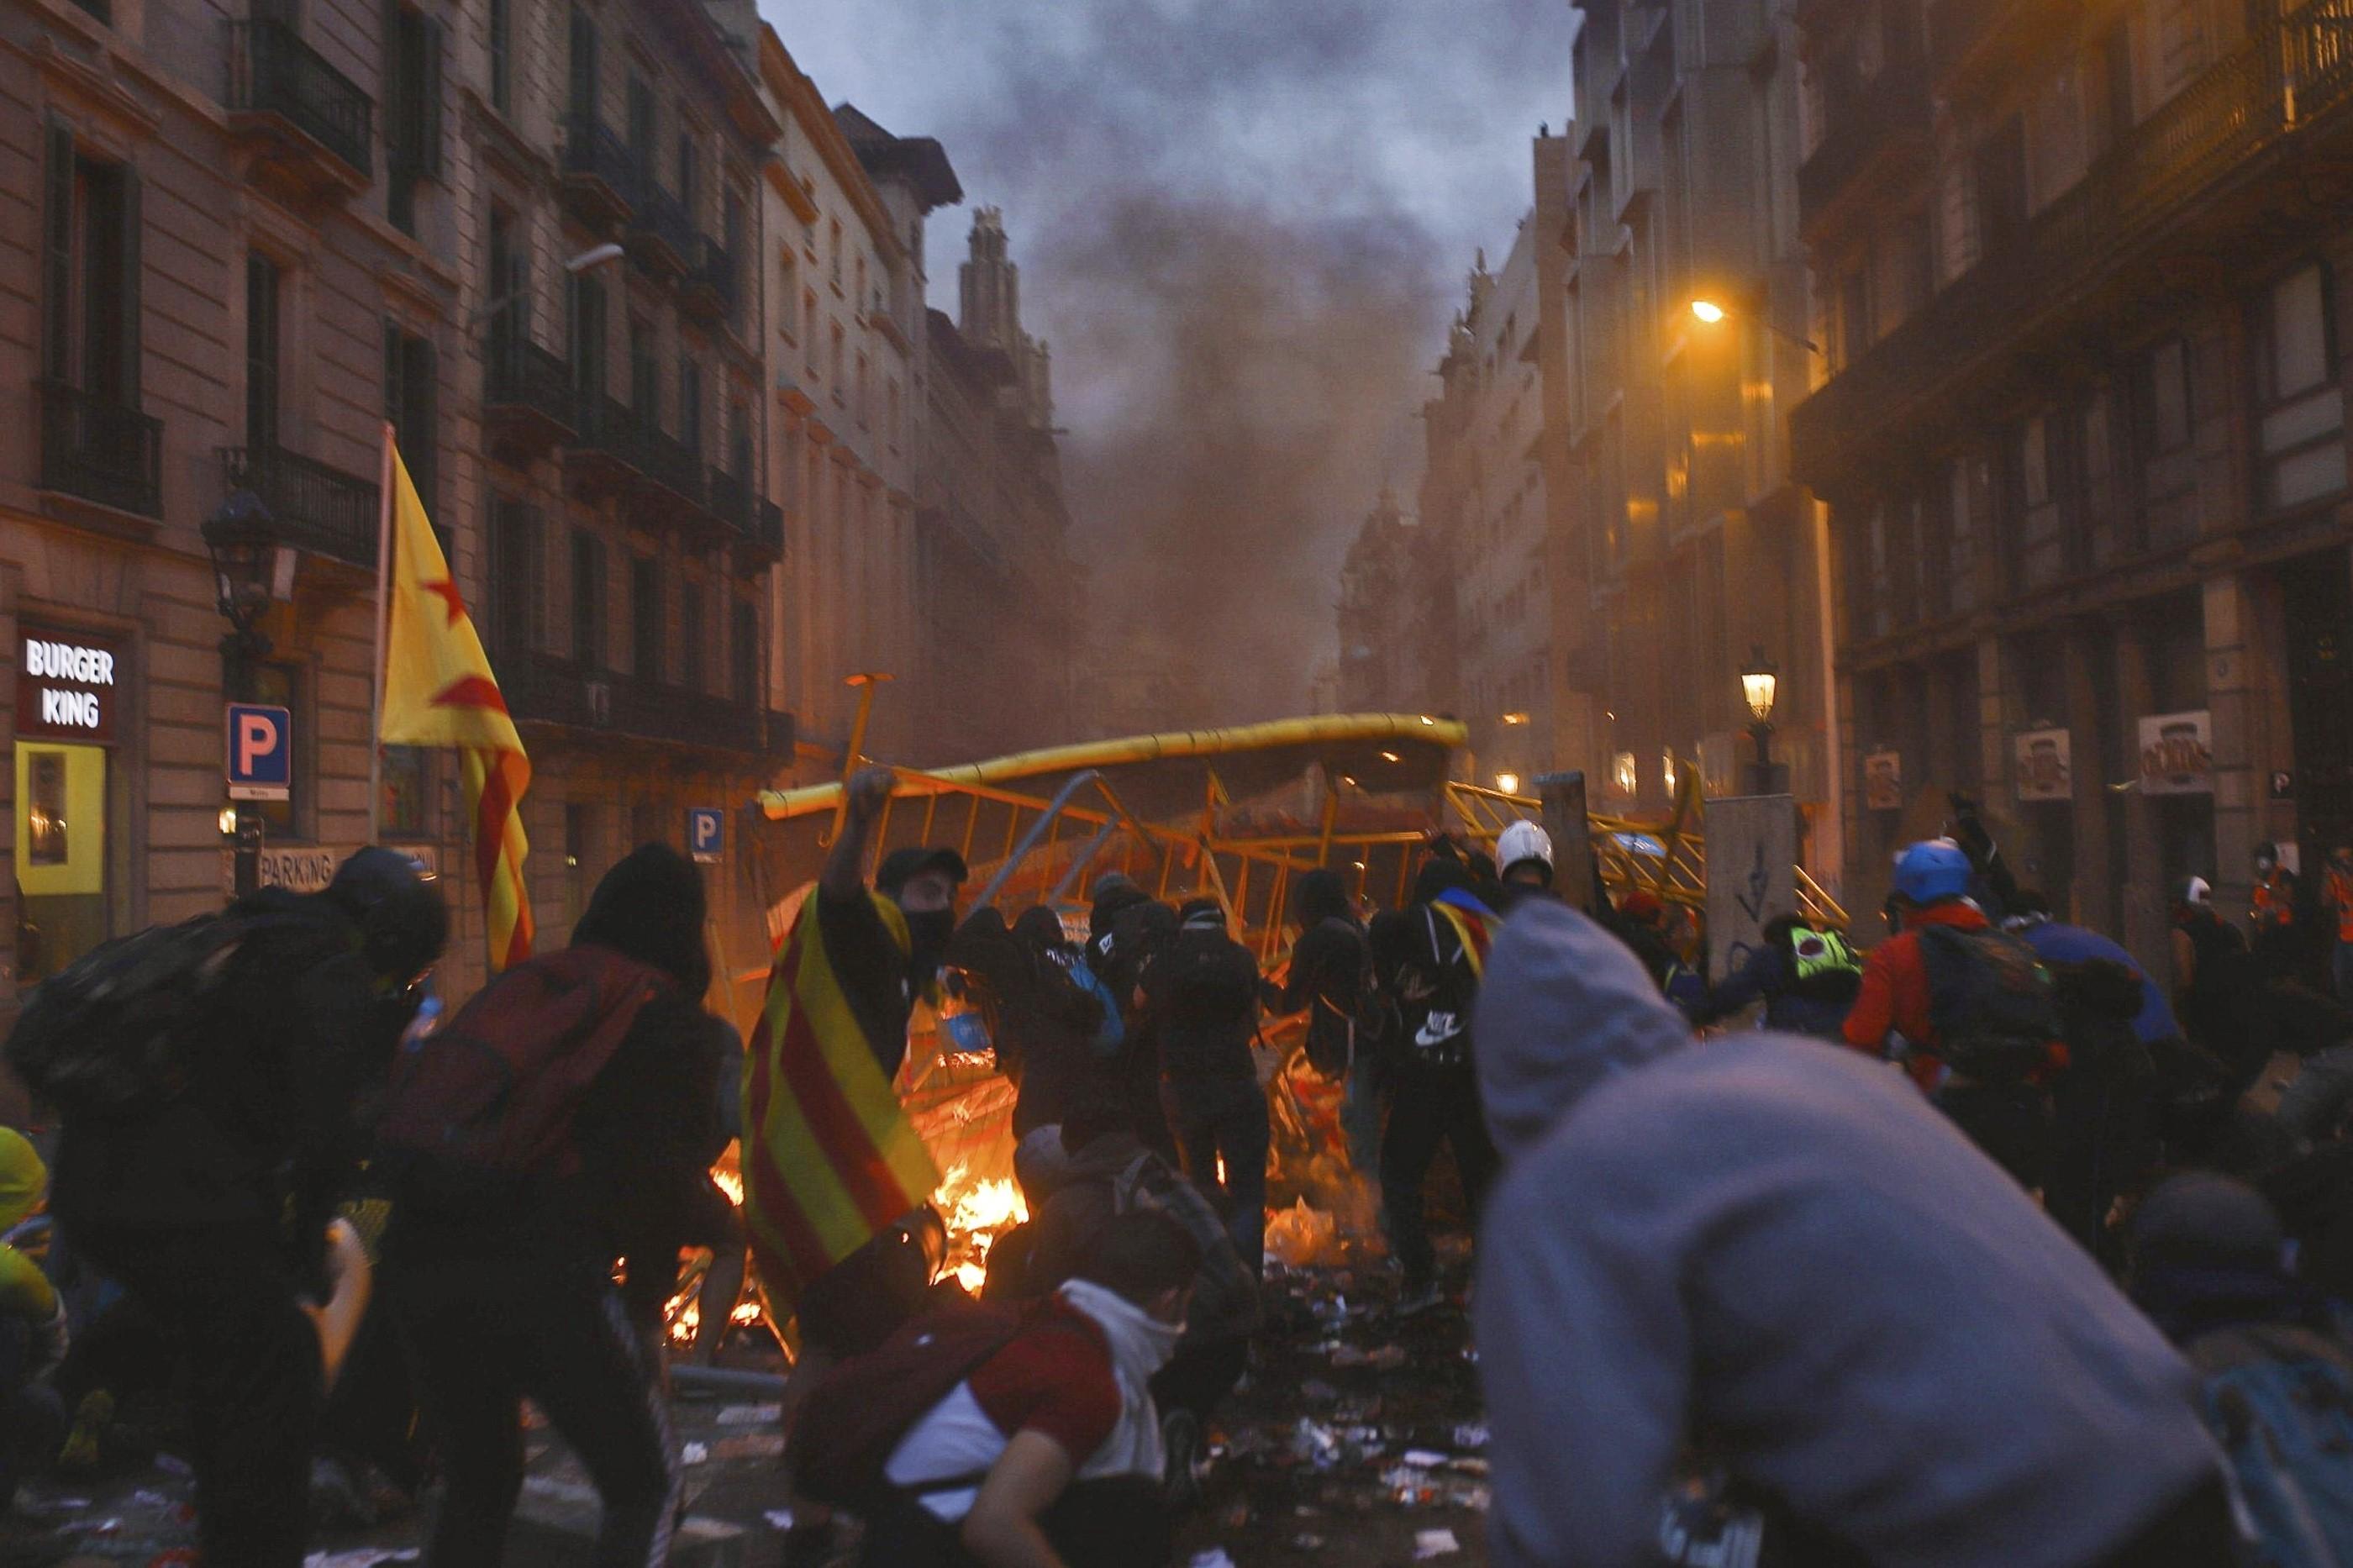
0, 0, 790, 1009
1553, 0, 1834, 876
915, 208, 1077, 765
1790, 0, 2353, 970
1336, 484, 1450, 717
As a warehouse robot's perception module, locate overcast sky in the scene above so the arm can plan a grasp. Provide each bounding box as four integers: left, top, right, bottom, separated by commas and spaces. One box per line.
761, 0, 1579, 723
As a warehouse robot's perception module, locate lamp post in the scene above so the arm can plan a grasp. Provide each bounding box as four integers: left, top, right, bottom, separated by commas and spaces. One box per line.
1740, 645, 1781, 796
1689, 296, 1822, 358
204, 489, 290, 897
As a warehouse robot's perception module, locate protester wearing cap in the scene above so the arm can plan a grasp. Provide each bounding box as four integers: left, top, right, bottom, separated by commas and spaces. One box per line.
1492, 822, 1556, 913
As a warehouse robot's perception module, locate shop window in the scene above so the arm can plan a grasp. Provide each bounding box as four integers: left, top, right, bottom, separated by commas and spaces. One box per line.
2256, 263, 2347, 511
14, 743, 107, 985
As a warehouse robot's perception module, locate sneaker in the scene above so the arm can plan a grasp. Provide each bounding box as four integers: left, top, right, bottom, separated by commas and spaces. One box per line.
1397, 1279, 1445, 1318
1160, 1408, 1203, 1511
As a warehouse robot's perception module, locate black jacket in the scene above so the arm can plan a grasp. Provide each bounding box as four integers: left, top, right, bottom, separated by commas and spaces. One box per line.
1141, 922, 1261, 1081
949, 908, 1108, 1137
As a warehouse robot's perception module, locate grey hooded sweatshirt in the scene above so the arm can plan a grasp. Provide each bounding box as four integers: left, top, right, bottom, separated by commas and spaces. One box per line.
1473, 902, 2221, 1568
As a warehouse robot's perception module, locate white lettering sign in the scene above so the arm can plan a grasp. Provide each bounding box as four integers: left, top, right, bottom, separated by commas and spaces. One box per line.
39, 688, 100, 728
24, 639, 115, 687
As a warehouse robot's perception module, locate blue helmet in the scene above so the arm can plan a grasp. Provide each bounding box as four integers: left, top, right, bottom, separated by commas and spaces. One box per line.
1892, 839, 1972, 906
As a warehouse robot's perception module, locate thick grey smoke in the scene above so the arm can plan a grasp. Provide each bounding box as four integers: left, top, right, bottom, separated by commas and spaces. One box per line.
764, 0, 1575, 721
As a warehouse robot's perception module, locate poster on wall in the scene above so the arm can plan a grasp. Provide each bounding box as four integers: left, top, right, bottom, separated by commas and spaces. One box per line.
2138, 710, 2214, 796
1863, 749, 1903, 812
2014, 728, 2072, 802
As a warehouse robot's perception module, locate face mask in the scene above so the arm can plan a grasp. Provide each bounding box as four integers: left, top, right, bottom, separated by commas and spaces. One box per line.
903, 908, 956, 979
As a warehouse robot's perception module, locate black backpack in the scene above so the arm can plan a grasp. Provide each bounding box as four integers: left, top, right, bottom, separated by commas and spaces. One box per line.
1300, 918, 1384, 1081
1916, 923, 2059, 1082
5, 898, 313, 1118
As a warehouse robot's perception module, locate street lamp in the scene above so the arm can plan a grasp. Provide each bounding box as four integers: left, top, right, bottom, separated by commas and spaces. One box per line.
1496, 771, 1522, 797
1741, 644, 1780, 795
203, 489, 292, 897
1688, 296, 1822, 357
473, 242, 624, 331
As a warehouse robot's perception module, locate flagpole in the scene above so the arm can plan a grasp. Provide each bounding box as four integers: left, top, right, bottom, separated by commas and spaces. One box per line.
369, 421, 395, 845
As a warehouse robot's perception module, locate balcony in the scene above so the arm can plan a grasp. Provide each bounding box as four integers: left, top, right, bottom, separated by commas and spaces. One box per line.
224, 19, 372, 195
1798, 51, 1933, 233
639, 429, 706, 513
560, 116, 637, 228
1926, 0, 2055, 87
218, 444, 379, 569
38, 379, 161, 518
492, 645, 770, 755
483, 337, 576, 461
624, 182, 697, 276
752, 499, 784, 560
1792, 0, 2353, 489
682, 236, 737, 324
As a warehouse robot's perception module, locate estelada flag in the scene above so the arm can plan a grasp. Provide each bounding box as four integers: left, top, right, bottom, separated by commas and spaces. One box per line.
1432, 889, 1498, 980
741, 892, 939, 1316
376, 434, 534, 971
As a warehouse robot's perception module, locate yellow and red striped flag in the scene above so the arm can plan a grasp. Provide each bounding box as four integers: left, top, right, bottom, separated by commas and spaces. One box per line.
376, 434, 534, 971
741, 892, 937, 1317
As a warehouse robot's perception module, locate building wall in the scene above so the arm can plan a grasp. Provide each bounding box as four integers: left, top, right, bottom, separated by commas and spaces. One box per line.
1556, 0, 1831, 879
1792, 0, 2353, 976
1, 0, 787, 1023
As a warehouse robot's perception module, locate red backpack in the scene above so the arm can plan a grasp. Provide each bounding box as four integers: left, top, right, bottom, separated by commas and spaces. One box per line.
377, 946, 671, 1178
787, 1302, 1040, 1507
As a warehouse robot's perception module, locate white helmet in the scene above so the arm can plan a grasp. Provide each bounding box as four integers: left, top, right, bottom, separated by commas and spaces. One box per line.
2182, 876, 2213, 908
1497, 819, 1555, 879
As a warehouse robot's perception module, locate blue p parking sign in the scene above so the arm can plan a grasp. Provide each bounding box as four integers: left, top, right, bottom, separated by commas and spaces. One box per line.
225, 703, 292, 802
688, 808, 724, 864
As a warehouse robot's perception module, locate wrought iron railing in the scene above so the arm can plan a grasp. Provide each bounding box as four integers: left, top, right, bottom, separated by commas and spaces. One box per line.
687, 235, 738, 314
218, 443, 379, 567
755, 499, 784, 555
561, 115, 638, 208
485, 338, 576, 430
640, 429, 705, 505
628, 182, 697, 266
225, 18, 373, 177
494, 645, 764, 752
706, 466, 751, 536
38, 379, 161, 518
1793, 0, 2353, 483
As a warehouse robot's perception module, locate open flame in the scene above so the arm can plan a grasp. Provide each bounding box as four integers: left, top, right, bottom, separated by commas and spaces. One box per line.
932, 1161, 1028, 1296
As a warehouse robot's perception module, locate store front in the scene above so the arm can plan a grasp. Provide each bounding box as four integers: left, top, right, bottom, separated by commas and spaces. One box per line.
15, 627, 127, 986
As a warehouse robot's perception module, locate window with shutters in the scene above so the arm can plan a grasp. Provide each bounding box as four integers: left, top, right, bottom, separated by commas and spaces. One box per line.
630, 318, 658, 418
627, 76, 655, 176
384, 4, 444, 236
829, 319, 844, 400
43, 131, 141, 409
680, 358, 702, 455
572, 529, 607, 668
245, 254, 281, 450
488, 0, 512, 115
487, 206, 524, 357
631, 555, 661, 679
384, 321, 439, 529
567, 7, 598, 124
779, 248, 798, 341
2256, 263, 2347, 512
729, 402, 750, 485
732, 599, 756, 704
491, 496, 542, 658
681, 580, 704, 691
803, 289, 819, 373
676, 132, 698, 224
570, 270, 607, 398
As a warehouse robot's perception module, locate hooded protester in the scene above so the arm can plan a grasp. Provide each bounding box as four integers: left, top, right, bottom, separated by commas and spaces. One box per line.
1473, 900, 2235, 1568
39, 847, 444, 1568
1087, 876, 1182, 1163
2125, 1174, 2353, 1568
1273, 870, 1386, 1192
948, 904, 1112, 1188
1693, 913, 1862, 1041
1368, 859, 1501, 1314
1141, 899, 1270, 1274
749, 766, 971, 1565
381, 842, 730, 1568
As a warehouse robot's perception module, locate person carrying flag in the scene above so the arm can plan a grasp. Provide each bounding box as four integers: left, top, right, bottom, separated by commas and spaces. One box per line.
745, 765, 966, 1558
1370, 858, 1503, 1315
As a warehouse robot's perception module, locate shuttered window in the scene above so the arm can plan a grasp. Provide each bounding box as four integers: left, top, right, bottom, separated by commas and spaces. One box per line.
572, 529, 607, 669
246, 255, 280, 449
385, 4, 443, 234
384, 320, 439, 532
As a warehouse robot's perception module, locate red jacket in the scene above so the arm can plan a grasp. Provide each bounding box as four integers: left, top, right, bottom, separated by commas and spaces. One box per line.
1842, 902, 1989, 1091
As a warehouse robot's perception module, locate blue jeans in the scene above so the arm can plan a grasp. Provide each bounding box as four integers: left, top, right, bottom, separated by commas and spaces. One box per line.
1160, 1075, 1271, 1275
1341, 1047, 1389, 1187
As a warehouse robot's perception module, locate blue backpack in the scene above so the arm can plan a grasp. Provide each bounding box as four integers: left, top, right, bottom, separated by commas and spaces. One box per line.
2188, 1323, 2353, 1568
1065, 956, 1126, 1059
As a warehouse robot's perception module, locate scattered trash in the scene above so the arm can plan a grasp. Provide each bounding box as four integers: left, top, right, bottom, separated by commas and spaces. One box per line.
681, 1440, 710, 1465
303, 1552, 421, 1568
1401, 1449, 1449, 1469
154, 1454, 194, 1477
1187, 1552, 1238, 1568
717, 1402, 781, 1425
1452, 1421, 1489, 1450
763, 1508, 797, 1531
1367, 1344, 1409, 1370
711, 1432, 784, 1460
1292, 1534, 1327, 1550
1415, 1527, 1462, 1558
1291, 1416, 1342, 1470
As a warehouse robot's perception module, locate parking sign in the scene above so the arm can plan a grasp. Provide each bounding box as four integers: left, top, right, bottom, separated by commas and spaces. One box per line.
225, 703, 292, 801
688, 808, 724, 864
